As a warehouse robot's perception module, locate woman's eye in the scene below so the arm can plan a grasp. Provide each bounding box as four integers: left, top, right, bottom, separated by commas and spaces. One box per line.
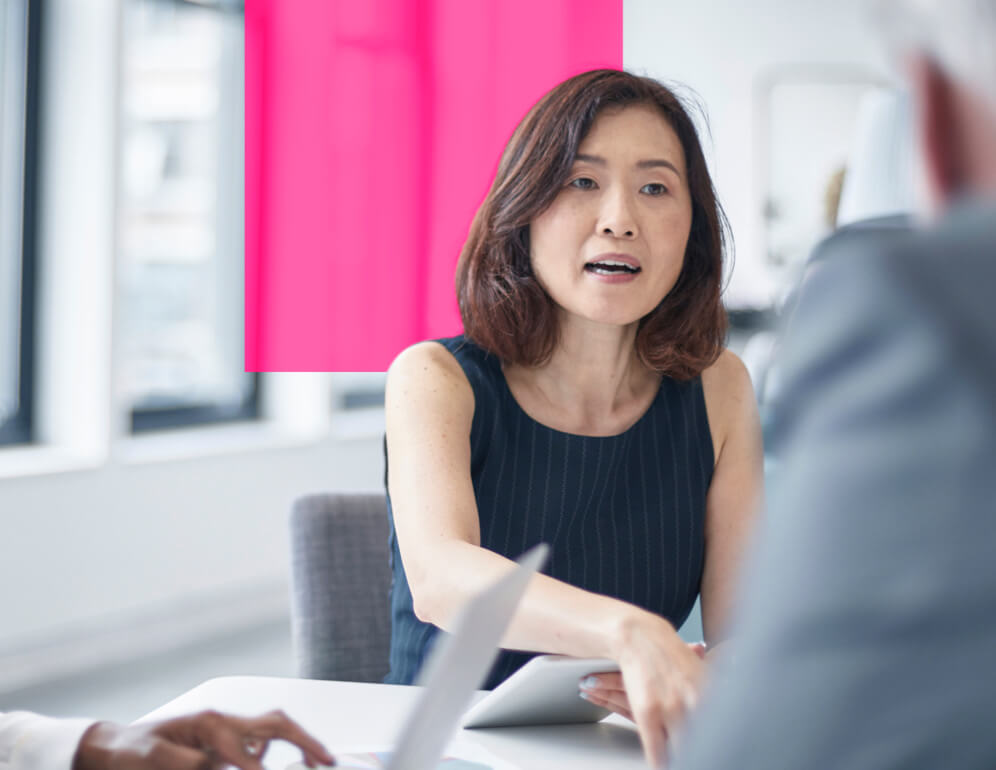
641, 182, 668, 196
569, 177, 597, 190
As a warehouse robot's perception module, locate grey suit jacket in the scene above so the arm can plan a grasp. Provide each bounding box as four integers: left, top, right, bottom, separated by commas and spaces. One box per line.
675, 200, 996, 769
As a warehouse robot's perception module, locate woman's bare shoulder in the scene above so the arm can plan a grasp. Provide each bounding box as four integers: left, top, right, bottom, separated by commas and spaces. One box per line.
699, 349, 758, 454
386, 341, 474, 416
701, 348, 753, 400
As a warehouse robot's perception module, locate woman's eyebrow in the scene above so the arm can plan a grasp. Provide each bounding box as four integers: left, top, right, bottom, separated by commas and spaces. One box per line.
574, 153, 682, 179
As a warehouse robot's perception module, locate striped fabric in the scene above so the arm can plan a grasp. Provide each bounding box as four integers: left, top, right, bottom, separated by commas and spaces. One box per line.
385, 335, 714, 689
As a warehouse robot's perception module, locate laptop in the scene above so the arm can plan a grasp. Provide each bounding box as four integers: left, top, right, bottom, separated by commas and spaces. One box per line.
291, 543, 548, 770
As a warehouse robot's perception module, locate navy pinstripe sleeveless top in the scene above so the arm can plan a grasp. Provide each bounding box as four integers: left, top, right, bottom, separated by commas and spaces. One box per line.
385, 335, 714, 689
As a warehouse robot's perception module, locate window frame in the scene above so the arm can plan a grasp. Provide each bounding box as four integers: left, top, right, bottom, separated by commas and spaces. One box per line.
0, 0, 41, 447
129, 377, 261, 433
122, 0, 259, 435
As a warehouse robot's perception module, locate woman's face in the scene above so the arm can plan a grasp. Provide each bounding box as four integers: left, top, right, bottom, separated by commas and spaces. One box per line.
529, 103, 693, 331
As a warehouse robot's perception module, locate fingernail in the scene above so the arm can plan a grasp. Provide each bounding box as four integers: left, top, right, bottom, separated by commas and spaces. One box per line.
579, 676, 599, 689
579, 690, 592, 701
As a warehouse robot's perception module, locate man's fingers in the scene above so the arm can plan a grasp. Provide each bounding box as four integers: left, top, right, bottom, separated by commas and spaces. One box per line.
199, 725, 265, 770
177, 713, 262, 770
155, 710, 333, 769
235, 710, 335, 766
145, 737, 215, 770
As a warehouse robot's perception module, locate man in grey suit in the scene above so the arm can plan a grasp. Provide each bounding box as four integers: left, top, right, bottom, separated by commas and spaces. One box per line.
581, 0, 996, 767
675, 0, 996, 766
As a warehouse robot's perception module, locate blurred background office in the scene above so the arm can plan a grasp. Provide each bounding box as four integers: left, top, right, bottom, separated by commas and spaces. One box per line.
0, 0, 913, 724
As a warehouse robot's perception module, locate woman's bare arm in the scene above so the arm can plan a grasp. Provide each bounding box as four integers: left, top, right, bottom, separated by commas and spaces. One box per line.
579, 351, 763, 746
386, 341, 646, 654
699, 349, 765, 645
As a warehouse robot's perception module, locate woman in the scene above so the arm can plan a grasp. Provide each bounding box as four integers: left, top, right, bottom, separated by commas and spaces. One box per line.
383, 69, 762, 766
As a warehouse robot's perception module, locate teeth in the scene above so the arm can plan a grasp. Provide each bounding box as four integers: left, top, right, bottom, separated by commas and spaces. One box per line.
587, 260, 639, 273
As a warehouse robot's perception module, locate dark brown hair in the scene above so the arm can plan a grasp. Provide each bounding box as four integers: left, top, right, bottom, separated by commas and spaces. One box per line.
455, 69, 730, 380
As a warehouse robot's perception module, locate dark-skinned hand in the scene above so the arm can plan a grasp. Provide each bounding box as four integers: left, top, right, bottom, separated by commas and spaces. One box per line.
73, 709, 335, 770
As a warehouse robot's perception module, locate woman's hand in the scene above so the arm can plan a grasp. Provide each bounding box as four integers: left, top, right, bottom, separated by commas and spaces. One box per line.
582, 613, 707, 768
74, 709, 335, 770
580, 642, 707, 723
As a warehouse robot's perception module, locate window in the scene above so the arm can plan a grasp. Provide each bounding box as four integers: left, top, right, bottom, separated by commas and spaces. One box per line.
329, 372, 386, 440
0, 0, 38, 446
331, 373, 387, 412
117, 0, 257, 433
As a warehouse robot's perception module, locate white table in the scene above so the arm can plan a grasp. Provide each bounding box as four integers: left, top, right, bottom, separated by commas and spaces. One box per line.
140, 676, 648, 770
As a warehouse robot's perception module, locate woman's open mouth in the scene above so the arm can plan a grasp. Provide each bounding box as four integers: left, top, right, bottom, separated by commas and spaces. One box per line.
584, 259, 641, 276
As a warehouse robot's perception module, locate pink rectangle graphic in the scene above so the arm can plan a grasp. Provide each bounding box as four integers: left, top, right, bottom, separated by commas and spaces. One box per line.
246, 0, 623, 371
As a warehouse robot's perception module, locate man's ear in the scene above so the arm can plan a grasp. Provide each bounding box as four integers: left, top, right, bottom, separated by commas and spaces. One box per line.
909, 53, 962, 206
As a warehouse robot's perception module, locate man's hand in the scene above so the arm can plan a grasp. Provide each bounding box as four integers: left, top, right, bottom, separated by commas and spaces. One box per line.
73, 709, 335, 770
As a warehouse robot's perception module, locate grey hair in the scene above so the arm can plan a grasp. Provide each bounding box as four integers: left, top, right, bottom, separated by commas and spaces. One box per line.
875, 0, 996, 109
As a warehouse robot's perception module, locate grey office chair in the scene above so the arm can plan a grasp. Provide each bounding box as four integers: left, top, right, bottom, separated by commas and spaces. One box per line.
289, 492, 392, 682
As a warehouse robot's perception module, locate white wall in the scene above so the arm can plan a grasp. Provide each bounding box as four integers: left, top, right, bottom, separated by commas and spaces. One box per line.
624, 0, 897, 306
0, 433, 384, 687
0, 432, 383, 645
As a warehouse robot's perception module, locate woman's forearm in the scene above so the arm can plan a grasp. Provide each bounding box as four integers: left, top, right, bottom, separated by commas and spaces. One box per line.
411, 538, 666, 660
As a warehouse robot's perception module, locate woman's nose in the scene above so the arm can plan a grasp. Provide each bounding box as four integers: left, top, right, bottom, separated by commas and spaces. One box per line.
597, 190, 638, 239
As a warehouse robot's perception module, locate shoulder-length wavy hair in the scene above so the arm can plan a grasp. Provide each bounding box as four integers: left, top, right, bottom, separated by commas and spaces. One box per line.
455, 69, 730, 380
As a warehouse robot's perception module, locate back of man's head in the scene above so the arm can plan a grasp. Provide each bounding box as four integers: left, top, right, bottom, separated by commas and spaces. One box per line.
878, 0, 996, 109
877, 0, 996, 206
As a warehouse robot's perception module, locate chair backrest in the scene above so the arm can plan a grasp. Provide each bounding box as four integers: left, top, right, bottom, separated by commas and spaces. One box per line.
289, 492, 391, 682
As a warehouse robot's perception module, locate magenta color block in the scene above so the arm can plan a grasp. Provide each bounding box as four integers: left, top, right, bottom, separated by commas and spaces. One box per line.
246, 0, 623, 371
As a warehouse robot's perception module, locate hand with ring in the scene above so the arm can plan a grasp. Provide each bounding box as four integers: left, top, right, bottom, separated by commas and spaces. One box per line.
73, 709, 335, 770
